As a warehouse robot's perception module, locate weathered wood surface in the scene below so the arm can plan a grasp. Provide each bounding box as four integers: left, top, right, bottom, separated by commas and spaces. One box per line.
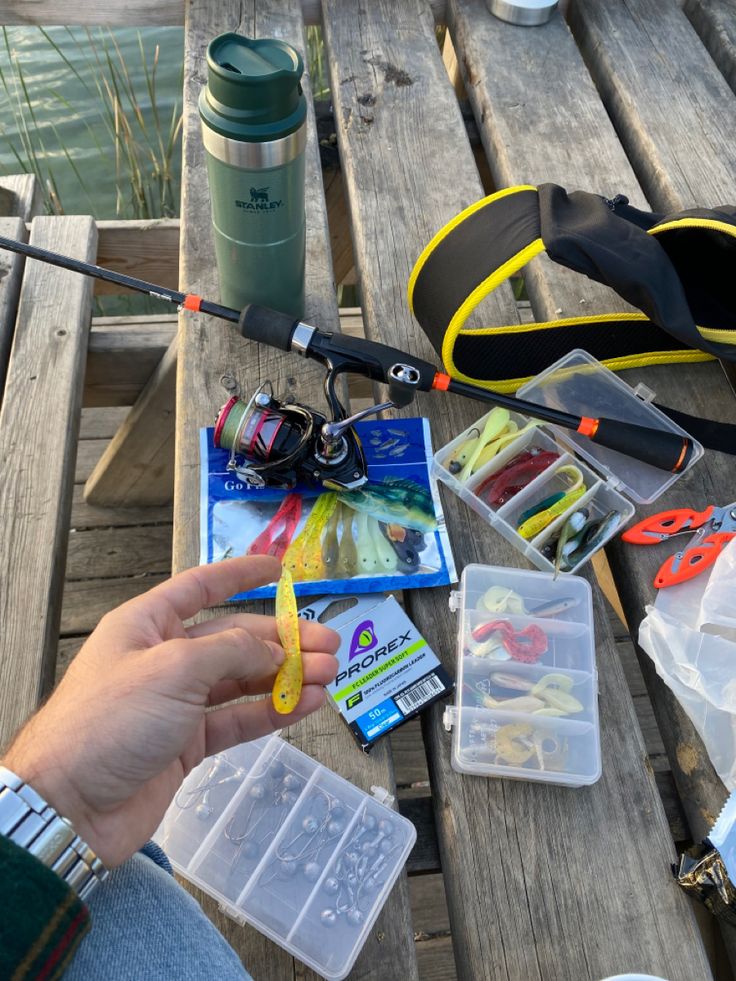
84, 338, 177, 506
0, 216, 96, 745
66, 525, 171, 579
71, 484, 172, 530
323, 1, 711, 979
0, 176, 42, 398
94, 219, 179, 295
175, 2, 417, 978
85, 315, 176, 407
60, 574, 168, 635
569, 0, 736, 901
684, 0, 736, 98
0, 0, 447, 27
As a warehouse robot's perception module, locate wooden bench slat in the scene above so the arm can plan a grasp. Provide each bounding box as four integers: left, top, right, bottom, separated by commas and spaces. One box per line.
0, 176, 42, 398
0, 215, 96, 745
66, 525, 172, 580
60, 574, 168, 636
322, 1, 712, 978
569, 0, 736, 877
172, 3, 419, 978
84, 339, 177, 506
684, 0, 736, 98
85, 316, 176, 406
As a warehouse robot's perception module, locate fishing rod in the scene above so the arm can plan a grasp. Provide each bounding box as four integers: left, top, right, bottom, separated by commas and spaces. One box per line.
0, 233, 693, 484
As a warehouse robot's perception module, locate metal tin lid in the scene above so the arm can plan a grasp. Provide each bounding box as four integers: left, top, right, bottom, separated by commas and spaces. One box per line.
486, 0, 558, 26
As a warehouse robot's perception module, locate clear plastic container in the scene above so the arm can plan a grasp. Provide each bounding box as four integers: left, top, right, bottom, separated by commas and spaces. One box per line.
432, 350, 702, 575
443, 564, 601, 787
154, 733, 416, 981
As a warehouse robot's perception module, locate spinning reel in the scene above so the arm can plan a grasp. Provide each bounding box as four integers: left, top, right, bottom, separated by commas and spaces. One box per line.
214, 371, 409, 491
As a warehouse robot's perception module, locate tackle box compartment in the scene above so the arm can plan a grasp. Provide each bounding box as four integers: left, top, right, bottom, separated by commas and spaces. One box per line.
444, 563, 601, 787
154, 733, 416, 980
431, 349, 702, 575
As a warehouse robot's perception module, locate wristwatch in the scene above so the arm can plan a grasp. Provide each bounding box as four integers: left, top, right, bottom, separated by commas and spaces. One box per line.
0, 765, 108, 900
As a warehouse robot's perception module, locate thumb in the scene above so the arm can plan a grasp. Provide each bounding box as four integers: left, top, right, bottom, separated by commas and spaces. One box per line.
155, 628, 285, 696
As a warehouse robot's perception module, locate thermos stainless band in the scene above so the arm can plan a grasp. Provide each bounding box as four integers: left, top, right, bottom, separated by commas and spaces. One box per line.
202, 123, 306, 169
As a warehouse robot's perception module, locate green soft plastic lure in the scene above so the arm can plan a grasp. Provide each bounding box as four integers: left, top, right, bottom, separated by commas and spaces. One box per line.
272, 567, 302, 715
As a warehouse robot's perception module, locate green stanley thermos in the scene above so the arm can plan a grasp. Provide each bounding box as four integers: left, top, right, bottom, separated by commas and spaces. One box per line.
199, 32, 307, 317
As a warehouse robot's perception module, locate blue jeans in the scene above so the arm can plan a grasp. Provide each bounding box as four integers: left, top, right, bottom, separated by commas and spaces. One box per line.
65, 843, 252, 980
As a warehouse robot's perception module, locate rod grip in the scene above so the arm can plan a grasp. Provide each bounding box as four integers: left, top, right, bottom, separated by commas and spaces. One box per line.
238, 304, 300, 351
589, 418, 694, 473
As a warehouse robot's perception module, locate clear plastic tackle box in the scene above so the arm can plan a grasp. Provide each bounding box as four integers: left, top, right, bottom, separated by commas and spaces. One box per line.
432, 350, 702, 575
444, 564, 601, 787
154, 733, 416, 980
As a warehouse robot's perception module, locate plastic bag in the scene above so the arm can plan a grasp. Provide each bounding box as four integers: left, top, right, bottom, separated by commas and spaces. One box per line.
199, 417, 457, 601
638, 538, 736, 790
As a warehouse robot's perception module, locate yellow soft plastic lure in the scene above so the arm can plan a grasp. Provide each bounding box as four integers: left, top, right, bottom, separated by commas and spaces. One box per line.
272, 567, 302, 714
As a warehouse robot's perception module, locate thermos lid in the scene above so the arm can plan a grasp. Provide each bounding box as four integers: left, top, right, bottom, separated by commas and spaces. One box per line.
486, 0, 558, 25
200, 32, 306, 141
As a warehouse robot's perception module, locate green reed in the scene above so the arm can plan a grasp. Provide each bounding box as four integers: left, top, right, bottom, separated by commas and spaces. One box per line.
0, 27, 183, 218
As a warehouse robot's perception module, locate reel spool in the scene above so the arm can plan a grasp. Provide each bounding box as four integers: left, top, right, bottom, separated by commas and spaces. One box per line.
214, 381, 369, 491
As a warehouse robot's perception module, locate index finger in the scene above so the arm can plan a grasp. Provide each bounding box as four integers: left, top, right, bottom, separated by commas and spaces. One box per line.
143, 556, 282, 621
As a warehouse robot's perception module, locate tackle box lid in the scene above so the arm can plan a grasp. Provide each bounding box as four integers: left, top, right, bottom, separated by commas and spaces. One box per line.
154, 732, 416, 980
517, 349, 703, 504
445, 564, 601, 787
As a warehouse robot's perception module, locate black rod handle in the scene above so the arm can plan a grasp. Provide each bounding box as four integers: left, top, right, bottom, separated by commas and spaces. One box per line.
589, 417, 694, 473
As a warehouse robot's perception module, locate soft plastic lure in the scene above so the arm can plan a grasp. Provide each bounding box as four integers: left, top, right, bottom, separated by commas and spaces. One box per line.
247, 493, 302, 561
272, 567, 302, 714
283, 493, 337, 580
516, 466, 586, 540
355, 511, 379, 573
321, 502, 341, 575
458, 408, 511, 481
337, 503, 358, 576
370, 517, 398, 571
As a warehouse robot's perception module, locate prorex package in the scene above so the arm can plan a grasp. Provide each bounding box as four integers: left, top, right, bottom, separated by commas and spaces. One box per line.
298, 594, 454, 752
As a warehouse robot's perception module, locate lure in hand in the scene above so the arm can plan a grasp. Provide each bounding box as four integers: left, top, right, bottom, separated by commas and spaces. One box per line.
272, 567, 302, 714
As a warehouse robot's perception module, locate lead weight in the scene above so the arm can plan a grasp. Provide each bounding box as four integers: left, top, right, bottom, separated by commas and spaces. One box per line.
282, 772, 301, 791
195, 801, 212, 820
323, 876, 340, 896
346, 908, 364, 927
320, 909, 338, 927
361, 813, 377, 831
249, 781, 266, 800
269, 761, 285, 781
303, 860, 321, 882
327, 818, 345, 837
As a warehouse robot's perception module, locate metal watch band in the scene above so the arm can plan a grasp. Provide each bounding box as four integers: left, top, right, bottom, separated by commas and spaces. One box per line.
0, 765, 108, 901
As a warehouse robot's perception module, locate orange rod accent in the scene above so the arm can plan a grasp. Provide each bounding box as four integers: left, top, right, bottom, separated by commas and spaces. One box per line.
577, 416, 599, 438
183, 294, 203, 311
672, 439, 690, 473
433, 372, 451, 391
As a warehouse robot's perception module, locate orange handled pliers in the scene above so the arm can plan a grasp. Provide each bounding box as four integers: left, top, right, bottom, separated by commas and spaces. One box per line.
622, 503, 736, 588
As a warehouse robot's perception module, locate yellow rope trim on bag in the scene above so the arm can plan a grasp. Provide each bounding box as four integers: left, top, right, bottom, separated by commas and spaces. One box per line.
407, 184, 538, 313
441, 237, 545, 382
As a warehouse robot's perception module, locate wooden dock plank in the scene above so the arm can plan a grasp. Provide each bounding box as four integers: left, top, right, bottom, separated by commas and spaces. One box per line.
174, 3, 418, 978
0, 176, 41, 398
323, 1, 710, 978
84, 339, 177, 506
0, 216, 96, 745
684, 0, 736, 98
60, 574, 168, 636
66, 525, 171, 579
70, 484, 172, 530
85, 315, 176, 407
568, 0, 736, 916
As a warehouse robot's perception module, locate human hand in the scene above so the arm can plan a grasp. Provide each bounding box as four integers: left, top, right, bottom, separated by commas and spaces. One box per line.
2, 556, 339, 868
